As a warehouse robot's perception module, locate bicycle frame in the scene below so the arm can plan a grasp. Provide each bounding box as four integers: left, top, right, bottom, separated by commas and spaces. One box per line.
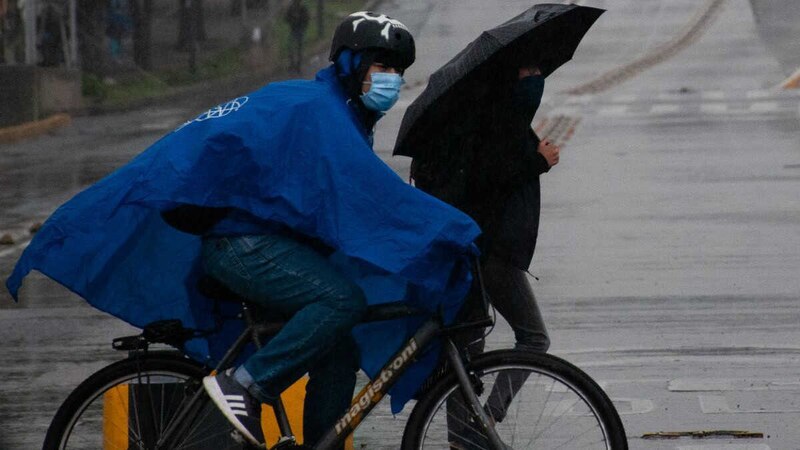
156, 256, 502, 449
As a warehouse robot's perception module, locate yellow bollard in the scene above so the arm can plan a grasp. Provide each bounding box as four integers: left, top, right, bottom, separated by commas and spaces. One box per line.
100, 376, 354, 449
103, 385, 130, 450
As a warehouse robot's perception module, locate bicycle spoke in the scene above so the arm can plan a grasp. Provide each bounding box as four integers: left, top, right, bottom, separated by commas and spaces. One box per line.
409, 354, 620, 450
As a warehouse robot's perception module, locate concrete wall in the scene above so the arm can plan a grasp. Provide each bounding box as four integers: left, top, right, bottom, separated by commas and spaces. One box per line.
0, 66, 82, 127
38, 68, 83, 116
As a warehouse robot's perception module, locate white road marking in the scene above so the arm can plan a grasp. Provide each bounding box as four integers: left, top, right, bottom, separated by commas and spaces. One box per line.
749, 101, 780, 113
598, 105, 629, 116
650, 104, 682, 114
676, 444, 770, 450
610, 397, 655, 415
702, 90, 726, 100
565, 94, 594, 105
670, 378, 800, 392
699, 395, 800, 414
669, 379, 733, 391
701, 103, 728, 114
612, 94, 637, 102
746, 89, 773, 99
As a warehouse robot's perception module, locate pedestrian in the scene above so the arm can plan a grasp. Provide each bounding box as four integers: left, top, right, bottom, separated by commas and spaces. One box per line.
411, 62, 559, 449
39, 5, 64, 66
415, 63, 558, 355
284, 0, 309, 73
106, 0, 131, 61
7, 10, 480, 450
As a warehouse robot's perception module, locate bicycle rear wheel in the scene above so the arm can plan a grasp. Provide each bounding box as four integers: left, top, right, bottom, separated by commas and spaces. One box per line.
43, 353, 245, 450
401, 350, 627, 450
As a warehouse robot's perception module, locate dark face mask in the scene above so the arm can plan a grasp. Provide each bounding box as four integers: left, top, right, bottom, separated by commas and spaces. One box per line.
510, 75, 545, 125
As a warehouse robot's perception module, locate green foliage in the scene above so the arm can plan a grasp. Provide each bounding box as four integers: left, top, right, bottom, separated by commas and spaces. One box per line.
81, 74, 108, 100
83, 47, 245, 107
82, 1, 369, 108
103, 75, 170, 106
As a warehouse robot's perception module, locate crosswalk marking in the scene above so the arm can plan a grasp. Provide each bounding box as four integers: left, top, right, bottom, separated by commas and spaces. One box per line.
676, 445, 770, 450
567, 88, 797, 105
746, 89, 773, 99
699, 394, 800, 414
701, 103, 728, 114
749, 101, 780, 112
650, 104, 681, 114
702, 90, 726, 100
597, 105, 629, 115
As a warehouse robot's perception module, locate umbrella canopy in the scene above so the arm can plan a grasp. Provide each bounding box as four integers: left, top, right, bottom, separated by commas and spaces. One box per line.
394, 3, 604, 157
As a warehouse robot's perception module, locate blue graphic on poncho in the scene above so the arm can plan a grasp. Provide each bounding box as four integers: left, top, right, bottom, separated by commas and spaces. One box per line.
6, 66, 480, 413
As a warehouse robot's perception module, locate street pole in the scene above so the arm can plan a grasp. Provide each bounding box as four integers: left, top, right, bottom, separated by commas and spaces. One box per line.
316, 0, 324, 38
23, 0, 37, 64
68, 0, 78, 68
187, 0, 197, 74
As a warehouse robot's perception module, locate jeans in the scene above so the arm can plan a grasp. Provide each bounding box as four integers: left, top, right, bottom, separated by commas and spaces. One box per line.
201, 234, 367, 446
457, 254, 550, 354
448, 255, 550, 446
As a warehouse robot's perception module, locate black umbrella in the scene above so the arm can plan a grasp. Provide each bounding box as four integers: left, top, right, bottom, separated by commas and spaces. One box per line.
393, 3, 604, 158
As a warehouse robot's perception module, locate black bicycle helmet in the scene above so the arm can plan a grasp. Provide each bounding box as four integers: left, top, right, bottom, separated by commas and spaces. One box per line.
329, 11, 416, 70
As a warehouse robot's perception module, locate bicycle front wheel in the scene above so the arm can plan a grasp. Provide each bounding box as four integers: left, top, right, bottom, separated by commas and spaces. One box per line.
43, 353, 244, 450
402, 350, 627, 450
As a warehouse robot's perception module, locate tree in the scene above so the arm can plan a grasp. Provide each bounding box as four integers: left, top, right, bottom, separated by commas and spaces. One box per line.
77, 0, 109, 75
129, 0, 152, 69
177, 0, 206, 51
316, 0, 323, 38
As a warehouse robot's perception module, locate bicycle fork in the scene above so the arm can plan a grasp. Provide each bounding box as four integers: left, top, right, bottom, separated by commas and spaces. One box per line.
445, 339, 510, 450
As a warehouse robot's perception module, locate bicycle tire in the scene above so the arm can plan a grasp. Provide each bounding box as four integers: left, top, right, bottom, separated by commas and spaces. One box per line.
42, 353, 245, 450
401, 350, 627, 450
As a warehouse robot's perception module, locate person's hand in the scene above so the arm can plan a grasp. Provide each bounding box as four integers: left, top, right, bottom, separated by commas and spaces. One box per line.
537, 139, 560, 167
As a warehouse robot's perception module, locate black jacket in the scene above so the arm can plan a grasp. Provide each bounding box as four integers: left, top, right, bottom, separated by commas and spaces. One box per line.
480, 129, 549, 269
411, 125, 549, 271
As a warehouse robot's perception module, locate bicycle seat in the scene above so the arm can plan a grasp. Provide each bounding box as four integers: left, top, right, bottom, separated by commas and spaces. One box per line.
197, 275, 249, 303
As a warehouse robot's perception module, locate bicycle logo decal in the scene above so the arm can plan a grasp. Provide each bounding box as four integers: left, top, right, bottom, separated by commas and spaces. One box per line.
350, 12, 408, 41
175, 96, 250, 131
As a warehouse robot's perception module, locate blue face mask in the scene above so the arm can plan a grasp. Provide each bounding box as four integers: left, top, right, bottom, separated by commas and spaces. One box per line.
361, 72, 404, 112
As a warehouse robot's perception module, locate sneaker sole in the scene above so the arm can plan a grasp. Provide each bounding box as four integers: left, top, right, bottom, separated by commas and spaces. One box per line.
202, 376, 262, 447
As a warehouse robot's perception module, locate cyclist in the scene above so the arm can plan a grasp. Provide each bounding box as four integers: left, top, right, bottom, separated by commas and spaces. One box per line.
7, 10, 480, 449
198, 12, 420, 447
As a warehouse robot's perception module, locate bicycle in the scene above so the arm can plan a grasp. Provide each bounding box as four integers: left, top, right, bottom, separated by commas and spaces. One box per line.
42, 259, 627, 449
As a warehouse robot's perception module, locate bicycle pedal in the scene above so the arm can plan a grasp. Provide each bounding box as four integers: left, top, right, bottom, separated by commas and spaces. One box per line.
271, 436, 306, 449
229, 430, 266, 449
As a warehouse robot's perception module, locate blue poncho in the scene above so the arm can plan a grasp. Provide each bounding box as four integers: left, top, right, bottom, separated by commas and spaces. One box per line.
6, 66, 480, 412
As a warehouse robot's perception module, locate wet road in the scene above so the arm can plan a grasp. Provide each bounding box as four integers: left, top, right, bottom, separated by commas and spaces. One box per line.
2, 0, 800, 449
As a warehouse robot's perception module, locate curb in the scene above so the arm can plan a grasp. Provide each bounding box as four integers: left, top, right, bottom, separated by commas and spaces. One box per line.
0, 114, 71, 145
779, 66, 800, 89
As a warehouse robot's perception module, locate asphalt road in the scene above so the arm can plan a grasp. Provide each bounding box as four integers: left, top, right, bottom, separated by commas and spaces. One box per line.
1, 0, 799, 449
